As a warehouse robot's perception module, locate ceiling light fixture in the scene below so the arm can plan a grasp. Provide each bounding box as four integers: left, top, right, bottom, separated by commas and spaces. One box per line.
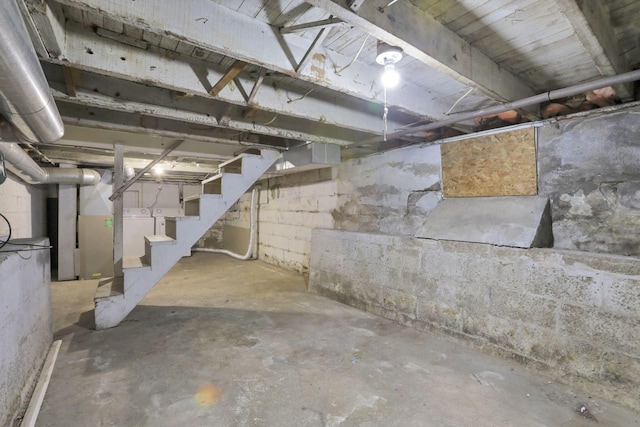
375, 41, 403, 140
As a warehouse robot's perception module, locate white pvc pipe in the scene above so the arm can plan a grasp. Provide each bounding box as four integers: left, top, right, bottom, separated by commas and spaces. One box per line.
192, 186, 259, 260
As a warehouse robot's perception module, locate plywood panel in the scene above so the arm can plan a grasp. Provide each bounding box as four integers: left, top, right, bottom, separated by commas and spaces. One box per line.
441, 127, 537, 197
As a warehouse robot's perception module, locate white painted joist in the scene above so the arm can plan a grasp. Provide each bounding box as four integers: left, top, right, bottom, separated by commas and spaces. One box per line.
60, 125, 235, 160
21, 0, 66, 58
50, 86, 360, 145
37, 148, 220, 173
306, 0, 536, 103
555, 0, 632, 99
52, 22, 412, 136
51, 0, 452, 120
57, 102, 265, 146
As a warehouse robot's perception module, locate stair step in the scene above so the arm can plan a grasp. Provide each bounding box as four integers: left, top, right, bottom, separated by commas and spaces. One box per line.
95, 276, 124, 300
94, 148, 279, 330
218, 152, 261, 174
165, 216, 200, 240
123, 255, 149, 269
184, 194, 222, 216
202, 174, 223, 194
145, 234, 175, 244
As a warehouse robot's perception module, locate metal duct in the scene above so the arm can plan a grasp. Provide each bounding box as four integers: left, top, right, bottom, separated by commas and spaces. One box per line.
0, 123, 100, 185
0, 0, 64, 143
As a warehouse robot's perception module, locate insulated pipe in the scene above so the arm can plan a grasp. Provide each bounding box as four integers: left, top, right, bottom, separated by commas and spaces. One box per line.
192, 186, 259, 260
361, 68, 640, 146
0, 0, 64, 143
0, 123, 100, 185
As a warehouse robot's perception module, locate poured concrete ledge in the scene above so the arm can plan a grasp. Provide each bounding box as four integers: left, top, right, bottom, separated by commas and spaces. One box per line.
415, 195, 553, 248
309, 229, 640, 412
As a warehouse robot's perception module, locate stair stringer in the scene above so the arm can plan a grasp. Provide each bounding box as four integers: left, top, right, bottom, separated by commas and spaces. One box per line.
94, 149, 279, 329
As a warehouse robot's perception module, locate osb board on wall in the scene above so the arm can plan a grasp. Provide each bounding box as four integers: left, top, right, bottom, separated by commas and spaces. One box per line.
441, 127, 537, 197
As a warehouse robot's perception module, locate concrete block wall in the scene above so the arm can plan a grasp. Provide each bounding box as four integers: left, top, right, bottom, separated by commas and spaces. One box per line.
309, 229, 640, 411
0, 238, 52, 427
0, 176, 46, 238
221, 168, 337, 272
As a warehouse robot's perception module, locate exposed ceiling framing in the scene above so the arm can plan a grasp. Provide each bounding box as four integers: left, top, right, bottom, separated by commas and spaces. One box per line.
10, 0, 640, 167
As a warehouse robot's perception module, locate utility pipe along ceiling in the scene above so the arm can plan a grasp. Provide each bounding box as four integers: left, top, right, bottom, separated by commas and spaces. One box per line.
2, 0, 640, 167
0, 0, 99, 185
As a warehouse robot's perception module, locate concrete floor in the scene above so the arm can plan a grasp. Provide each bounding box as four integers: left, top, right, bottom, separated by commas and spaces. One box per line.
39, 253, 639, 427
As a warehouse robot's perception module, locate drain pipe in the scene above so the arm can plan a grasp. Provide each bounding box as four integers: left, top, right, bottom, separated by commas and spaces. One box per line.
192, 186, 259, 260
0, 122, 100, 185
360, 68, 640, 146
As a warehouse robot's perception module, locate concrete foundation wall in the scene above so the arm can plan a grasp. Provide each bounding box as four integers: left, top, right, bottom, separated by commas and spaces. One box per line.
222, 168, 336, 272
0, 238, 52, 427
538, 107, 640, 256
217, 144, 442, 271
334, 144, 442, 235
0, 176, 47, 238
309, 229, 640, 410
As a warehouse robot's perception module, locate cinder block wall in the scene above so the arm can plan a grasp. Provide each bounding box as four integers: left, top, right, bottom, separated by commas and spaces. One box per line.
309, 229, 640, 410
216, 144, 442, 271
223, 168, 336, 272
0, 176, 46, 238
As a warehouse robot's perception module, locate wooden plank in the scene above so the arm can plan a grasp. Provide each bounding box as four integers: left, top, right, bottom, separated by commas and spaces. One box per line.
208, 60, 248, 96
441, 127, 537, 198
61, 65, 80, 97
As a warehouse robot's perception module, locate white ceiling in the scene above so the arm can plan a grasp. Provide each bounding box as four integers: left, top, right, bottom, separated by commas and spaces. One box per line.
20, 0, 640, 164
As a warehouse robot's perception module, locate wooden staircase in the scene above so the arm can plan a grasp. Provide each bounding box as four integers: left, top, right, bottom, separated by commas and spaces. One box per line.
94, 149, 279, 329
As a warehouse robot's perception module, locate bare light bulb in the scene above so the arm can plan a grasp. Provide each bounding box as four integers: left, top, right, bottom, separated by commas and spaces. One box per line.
152, 164, 164, 176
381, 63, 400, 88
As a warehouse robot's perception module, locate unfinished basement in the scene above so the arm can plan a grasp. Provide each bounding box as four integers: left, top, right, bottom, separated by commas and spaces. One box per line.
1, 0, 640, 426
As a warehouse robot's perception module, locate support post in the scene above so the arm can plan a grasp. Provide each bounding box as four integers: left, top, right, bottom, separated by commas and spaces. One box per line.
109, 139, 183, 201
57, 164, 77, 280
113, 144, 124, 281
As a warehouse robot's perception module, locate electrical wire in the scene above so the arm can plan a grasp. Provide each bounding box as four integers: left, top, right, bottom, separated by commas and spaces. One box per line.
383, 86, 389, 141
0, 212, 11, 250
445, 88, 474, 115
0, 212, 52, 252
335, 34, 370, 76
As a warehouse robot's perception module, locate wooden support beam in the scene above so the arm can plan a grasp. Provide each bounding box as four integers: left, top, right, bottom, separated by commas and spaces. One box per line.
555, 0, 632, 100
61, 66, 81, 97
296, 25, 331, 73
280, 17, 343, 34
109, 140, 183, 201
306, 0, 536, 103
51, 23, 411, 136
247, 69, 266, 105
51, 0, 457, 121
21, 0, 65, 58
233, 77, 250, 103
208, 60, 247, 96
113, 143, 124, 279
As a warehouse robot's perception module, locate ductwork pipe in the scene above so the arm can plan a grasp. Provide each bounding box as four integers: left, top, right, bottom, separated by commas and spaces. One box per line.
0, 123, 100, 185
0, 0, 64, 143
192, 186, 259, 260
